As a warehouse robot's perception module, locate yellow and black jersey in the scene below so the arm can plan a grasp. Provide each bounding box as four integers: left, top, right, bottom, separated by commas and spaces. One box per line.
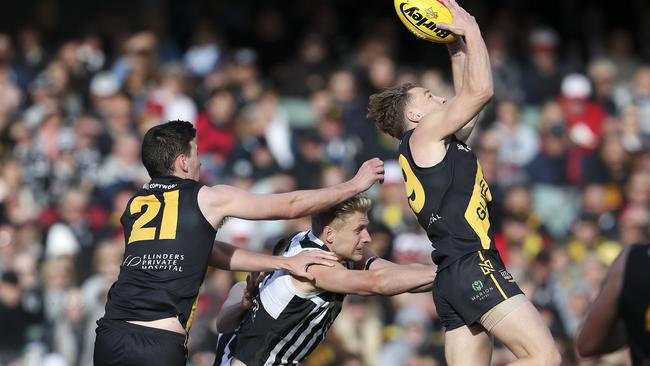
619, 243, 650, 365
103, 176, 216, 332
398, 129, 495, 269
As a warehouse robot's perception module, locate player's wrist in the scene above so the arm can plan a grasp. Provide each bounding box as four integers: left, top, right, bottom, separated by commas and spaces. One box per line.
446, 39, 465, 56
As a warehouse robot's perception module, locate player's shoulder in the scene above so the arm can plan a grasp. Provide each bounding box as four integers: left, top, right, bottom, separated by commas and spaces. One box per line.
285, 231, 329, 257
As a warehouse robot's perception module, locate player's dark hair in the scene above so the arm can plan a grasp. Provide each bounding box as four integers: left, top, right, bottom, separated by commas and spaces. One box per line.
141, 120, 196, 178
312, 195, 372, 235
367, 83, 416, 140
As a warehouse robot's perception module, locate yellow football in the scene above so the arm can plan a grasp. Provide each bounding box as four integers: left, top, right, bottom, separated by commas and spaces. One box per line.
394, 0, 458, 43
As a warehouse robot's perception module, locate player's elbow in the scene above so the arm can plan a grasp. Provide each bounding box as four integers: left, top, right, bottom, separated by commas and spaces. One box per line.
476, 87, 493, 103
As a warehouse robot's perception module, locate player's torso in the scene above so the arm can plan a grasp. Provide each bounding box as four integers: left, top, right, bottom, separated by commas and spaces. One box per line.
398, 131, 495, 268
234, 232, 345, 365
104, 176, 216, 330
620, 243, 650, 364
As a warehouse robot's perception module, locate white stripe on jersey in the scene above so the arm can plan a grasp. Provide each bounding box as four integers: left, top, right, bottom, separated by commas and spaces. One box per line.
275, 302, 335, 364
263, 304, 324, 365
214, 332, 235, 366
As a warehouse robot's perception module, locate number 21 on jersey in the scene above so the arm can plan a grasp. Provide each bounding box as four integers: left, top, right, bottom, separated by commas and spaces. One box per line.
128, 190, 179, 244
399, 155, 425, 214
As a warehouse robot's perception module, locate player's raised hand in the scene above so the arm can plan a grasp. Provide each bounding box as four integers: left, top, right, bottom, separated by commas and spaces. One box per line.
436, 0, 479, 36
285, 250, 339, 281
352, 158, 385, 191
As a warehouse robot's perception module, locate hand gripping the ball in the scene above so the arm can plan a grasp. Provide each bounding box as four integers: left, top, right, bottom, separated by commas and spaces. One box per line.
435, 0, 479, 36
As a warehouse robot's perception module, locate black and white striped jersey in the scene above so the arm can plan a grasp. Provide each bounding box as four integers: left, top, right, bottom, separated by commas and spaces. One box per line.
214, 331, 237, 366
230, 230, 350, 366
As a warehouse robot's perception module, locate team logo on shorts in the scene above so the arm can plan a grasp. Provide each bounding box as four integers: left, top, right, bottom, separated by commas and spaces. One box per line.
478, 258, 494, 275
471, 280, 483, 292
499, 269, 515, 283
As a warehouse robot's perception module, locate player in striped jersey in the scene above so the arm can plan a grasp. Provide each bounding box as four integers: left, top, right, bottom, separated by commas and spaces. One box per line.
214, 195, 436, 366
213, 238, 292, 365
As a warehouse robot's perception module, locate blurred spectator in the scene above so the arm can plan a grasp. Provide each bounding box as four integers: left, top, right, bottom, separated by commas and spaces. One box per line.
486, 31, 523, 103
332, 296, 383, 366
378, 305, 432, 366
587, 58, 619, 115
195, 87, 237, 183
491, 100, 539, 184
0, 271, 42, 364
558, 73, 605, 153
521, 26, 562, 105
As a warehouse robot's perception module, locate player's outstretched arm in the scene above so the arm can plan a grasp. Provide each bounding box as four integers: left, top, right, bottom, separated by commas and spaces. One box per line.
446, 38, 479, 143
575, 247, 629, 357
414, 0, 492, 143
199, 158, 384, 225
303, 262, 435, 296
209, 241, 337, 281
215, 274, 262, 333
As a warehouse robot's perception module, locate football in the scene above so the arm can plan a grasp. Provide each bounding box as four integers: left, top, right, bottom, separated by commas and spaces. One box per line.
394, 0, 458, 43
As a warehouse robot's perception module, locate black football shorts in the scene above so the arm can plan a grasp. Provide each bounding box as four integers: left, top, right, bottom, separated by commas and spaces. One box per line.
94, 318, 187, 366
432, 249, 523, 331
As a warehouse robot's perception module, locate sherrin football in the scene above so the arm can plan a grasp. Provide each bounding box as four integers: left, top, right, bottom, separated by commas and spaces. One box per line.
394, 0, 458, 43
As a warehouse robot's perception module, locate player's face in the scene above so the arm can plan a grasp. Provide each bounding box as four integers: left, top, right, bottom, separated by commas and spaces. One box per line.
331, 211, 371, 262
187, 140, 201, 180
406, 87, 447, 122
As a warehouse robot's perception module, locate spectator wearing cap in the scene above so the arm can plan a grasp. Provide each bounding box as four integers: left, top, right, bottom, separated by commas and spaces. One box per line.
226, 48, 263, 104
486, 30, 523, 103
558, 73, 606, 154
521, 26, 562, 106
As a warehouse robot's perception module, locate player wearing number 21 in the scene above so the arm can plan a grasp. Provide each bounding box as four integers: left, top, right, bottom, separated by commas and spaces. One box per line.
367, 0, 560, 365
93, 120, 385, 366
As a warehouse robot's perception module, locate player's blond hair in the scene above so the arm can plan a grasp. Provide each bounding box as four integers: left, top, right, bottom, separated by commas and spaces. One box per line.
311, 195, 371, 234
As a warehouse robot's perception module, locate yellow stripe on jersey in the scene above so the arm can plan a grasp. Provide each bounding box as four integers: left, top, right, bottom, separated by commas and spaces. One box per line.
464, 162, 493, 249
185, 288, 202, 333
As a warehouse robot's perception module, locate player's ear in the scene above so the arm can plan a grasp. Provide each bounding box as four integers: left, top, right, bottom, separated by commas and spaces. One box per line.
406, 109, 422, 123
178, 153, 189, 173
324, 226, 335, 245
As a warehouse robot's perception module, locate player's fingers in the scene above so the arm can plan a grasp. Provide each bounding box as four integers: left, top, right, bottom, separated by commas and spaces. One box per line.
302, 272, 315, 281
314, 259, 336, 267
313, 251, 338, 259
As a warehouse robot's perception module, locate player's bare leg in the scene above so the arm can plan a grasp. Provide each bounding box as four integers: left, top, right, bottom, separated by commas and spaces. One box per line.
444, 324, 493, 366
487, 298, 561, 365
